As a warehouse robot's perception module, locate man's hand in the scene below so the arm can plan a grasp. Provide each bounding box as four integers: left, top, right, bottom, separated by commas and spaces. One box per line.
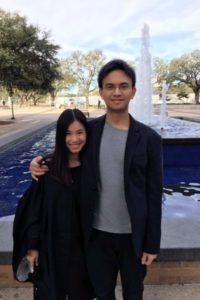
141, 252, 157, 266
26, 249, 39, 273
29, 156, 49, 181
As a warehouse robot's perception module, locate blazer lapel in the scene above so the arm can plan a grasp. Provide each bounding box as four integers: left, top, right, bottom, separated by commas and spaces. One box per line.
124, 115, 142, 184
91, 115, 106, 184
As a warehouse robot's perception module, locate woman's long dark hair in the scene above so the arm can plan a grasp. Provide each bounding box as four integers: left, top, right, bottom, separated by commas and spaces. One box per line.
46, 109, 87, 185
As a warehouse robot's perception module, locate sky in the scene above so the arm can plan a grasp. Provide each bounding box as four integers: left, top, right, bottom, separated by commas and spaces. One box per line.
0, 0, 200, 62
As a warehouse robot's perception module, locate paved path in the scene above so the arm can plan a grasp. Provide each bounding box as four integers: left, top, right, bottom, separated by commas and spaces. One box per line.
0, 106, 62, 148
155, 104, 200, 122
1, 284, 200, 300
0, 104, 199, 145
166, 104, 200, 122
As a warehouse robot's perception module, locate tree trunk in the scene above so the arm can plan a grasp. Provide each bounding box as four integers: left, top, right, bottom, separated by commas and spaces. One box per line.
19, 95, 25, 107
33, 96, 37, 106
51, 97, 55, 106
85, 95, 89, 109
194, 89, 200, 104
8, 89, 15, 119
50, 90, 55, 106
8, 85, 13, 98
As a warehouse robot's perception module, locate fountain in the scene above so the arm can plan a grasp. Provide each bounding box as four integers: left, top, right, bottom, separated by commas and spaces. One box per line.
160, 80, 168, 130
129, 24, 153, 125
129, 24, 200, 198
128, 24, 200, 133
129, 24, 200, 137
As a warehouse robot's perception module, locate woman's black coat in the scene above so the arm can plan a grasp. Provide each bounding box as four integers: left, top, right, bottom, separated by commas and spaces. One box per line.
12, 172, 93, 300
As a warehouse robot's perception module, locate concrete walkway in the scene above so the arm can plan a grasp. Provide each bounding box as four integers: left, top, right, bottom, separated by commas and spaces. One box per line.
1, 104, 200, 299
0, 106, 62, 149
0, 284, 200, 300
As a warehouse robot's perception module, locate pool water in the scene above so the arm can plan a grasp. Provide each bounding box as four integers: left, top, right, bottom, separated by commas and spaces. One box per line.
0, 124, 56, 217
163, 142, 200, 196
0, 125, 200, 217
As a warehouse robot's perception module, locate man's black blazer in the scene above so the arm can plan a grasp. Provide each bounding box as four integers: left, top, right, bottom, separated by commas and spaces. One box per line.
80, 114, 163, 257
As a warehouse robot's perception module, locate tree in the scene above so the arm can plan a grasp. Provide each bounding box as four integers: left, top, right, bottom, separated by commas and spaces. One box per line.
177, 90, 189, 101
65, 50, 106, 107
0, 9, 61, 105
168, 50, 200, 104
153, 58, 170, 94
49, 59, 76, 106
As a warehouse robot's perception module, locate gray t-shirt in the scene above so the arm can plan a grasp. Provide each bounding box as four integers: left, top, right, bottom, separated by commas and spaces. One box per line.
93, 122, 132, 233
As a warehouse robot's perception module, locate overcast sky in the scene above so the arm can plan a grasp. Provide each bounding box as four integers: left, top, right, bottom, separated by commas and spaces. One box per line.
0, 0, 199, 61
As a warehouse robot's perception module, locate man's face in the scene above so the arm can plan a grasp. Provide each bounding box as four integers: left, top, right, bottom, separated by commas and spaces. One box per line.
99, 70, 136, 113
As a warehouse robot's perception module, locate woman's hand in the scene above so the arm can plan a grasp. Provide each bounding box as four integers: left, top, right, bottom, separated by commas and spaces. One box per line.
29, 156, 49, 181
26, 250, 39, 273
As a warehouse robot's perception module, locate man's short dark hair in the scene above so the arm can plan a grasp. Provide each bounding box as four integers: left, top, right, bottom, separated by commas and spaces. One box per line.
98, 59, 136, 88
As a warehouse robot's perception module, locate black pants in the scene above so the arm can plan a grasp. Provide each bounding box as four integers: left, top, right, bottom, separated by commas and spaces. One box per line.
67, 236, 95, 300
86, 229, 147, 300
55, 236, 95, 300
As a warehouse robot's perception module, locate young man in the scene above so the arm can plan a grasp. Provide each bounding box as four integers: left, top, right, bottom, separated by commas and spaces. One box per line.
30, 59, 163, 300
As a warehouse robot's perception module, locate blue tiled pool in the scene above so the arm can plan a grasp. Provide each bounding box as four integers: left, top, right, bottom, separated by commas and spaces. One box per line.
0, 124, 56, 217
164, 166, 200, 185
162, 140, 200, 196
0, 128, 200, 217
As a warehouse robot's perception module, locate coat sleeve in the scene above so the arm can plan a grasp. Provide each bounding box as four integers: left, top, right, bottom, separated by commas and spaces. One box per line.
12, 177, 44, 274
143, 132, 163, 254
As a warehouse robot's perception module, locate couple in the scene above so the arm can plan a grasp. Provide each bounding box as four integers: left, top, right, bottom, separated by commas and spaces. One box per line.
13, 59, 163, 300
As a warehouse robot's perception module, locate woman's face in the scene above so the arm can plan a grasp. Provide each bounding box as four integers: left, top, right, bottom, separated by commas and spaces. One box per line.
65, 120, 86, 155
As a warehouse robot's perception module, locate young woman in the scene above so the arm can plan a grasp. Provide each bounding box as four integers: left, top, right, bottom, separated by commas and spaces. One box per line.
12, 109, 94, 300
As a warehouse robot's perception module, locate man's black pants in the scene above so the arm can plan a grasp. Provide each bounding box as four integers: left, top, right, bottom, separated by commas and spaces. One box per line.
86, 229, 147, 300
